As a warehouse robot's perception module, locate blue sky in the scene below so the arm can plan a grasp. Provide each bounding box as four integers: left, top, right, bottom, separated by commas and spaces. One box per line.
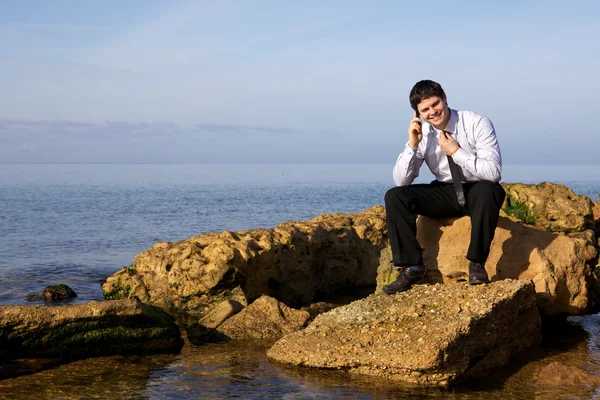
1, 1, 598, 164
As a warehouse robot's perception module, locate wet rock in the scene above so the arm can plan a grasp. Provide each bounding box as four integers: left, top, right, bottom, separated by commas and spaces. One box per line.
217, 295, 310, 340
268, 280, 541, 387
25, 293, 43, 302
102, 206, 387, 315
534, 361, 600, 387
0, 300, 183, 361
42, 284, 77, 301
186, 323, 227, 345
501, 182, 594, 233
377, 215, 597, 316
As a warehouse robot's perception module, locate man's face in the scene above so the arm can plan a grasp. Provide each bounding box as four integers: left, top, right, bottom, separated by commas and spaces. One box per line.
416, 95, 449, 129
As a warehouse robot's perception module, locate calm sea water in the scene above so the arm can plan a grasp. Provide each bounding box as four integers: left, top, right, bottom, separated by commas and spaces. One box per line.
1, 163, 599, 304
1, 163, 600, 399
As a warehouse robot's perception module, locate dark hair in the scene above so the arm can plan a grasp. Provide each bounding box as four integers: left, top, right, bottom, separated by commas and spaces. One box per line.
409, 80, 446, 111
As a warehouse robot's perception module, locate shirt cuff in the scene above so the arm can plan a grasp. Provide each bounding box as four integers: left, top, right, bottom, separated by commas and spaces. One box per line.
405, 142, 417, 154
451, 148, 469, 166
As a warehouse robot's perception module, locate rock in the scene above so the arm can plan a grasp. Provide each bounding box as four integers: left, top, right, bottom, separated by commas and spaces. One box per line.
534, 361, 600, 387
377, 215, 597, 316
501, 182, 594, 233
42, 284, 77, 301
25, 293, 43, 302
0, 300, 183, 361
594, 200, 600, 241
102, 206, 387, 315
186, 323, 227, 345
200, 299, 244, 329
0, 352, 178, 391
216, 295, 310, 340
301, 302, 339, 320
268, 280, 541, 386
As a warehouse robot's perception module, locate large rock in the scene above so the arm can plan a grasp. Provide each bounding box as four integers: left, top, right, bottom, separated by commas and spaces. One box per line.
377, 215, 597, 316
0, 300, 183, 361
102, 206, 387, 316
501, 182, 594, 233
267, 280, 541, 386
216, 295, 310, 340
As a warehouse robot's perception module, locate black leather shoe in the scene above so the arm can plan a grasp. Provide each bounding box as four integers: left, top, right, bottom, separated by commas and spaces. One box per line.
469, 261, 489, 285
383, 267, 428, 294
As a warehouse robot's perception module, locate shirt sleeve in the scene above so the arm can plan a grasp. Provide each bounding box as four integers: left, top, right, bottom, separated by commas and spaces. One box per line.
392, 142, 425, 186
452, 116, 502, 182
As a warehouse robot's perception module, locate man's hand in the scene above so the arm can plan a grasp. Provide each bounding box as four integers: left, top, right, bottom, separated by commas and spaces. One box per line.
439, 130, 460, 156
408, 111, 422, 149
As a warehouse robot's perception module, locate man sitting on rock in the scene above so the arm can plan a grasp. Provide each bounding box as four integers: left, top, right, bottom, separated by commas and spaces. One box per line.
383, 80, 506, 294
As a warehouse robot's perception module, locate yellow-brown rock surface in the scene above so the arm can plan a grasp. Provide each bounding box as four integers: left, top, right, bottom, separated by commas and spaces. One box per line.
268, 280, 541, 386
377, 215, 597, 315
216, 295, 310, 340
102, 206, 387, 316
502, 182, 594, 232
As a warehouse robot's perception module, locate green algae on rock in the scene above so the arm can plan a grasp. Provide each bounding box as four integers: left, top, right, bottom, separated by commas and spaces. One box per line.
501, 182, 595, 233
0, 300, 183, 361
42, 284, 77, 301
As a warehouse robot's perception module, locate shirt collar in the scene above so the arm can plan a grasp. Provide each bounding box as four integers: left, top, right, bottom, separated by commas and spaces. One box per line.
430, 108, 458, 135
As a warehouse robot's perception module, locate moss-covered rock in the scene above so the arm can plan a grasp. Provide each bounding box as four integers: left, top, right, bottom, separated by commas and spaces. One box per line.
0, 300, 183, 361
43, 284, 77, 301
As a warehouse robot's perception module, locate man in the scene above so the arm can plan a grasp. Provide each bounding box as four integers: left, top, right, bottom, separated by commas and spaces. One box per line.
383, 80, 505, 294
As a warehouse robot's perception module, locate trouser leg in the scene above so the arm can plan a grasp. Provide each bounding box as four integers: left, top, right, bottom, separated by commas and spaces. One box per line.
464, 181, 506, 263
384, 183, 463, 266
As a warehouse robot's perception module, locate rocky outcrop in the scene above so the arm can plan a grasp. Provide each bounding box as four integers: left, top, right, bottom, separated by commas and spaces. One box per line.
0, 300, 183, 361
102, 183, 597, 321
594, 201, 600, 241
102, 206, 387, 316
502, 182, 594, 233
267, 280, 541, 386
377, 215, 597, 316
216, 295, 310, 340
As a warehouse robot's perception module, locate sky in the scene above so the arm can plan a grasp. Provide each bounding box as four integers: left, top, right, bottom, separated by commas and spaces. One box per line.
0, 0, 599, 164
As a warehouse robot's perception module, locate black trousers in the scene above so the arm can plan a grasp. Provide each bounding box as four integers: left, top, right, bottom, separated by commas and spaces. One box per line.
384, 180, 506, 266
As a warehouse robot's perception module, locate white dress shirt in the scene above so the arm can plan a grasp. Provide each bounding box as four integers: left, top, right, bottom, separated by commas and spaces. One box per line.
392, 108, 502, 187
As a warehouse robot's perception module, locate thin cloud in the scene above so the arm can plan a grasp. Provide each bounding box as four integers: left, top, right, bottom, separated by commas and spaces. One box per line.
195, 123, 295, 136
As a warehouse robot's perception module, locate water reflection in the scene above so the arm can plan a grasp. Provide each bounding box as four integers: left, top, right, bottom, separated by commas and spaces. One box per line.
0, 353, 178, 400
1, 316, 600, 399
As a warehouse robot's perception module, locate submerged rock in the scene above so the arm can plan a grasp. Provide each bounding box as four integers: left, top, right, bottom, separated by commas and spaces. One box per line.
0, 300, 183, 361
216, 295, 310, 340
42, 284, 77, 301
267, 280, 541, 387
25, 293, 43, 302
378, 215, 597, 316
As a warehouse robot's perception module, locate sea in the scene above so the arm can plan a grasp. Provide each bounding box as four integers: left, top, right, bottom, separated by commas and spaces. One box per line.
1, 163, 599, 399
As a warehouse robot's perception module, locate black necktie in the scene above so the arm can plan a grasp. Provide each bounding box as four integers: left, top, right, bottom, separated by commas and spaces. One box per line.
443, 130, 466, 207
